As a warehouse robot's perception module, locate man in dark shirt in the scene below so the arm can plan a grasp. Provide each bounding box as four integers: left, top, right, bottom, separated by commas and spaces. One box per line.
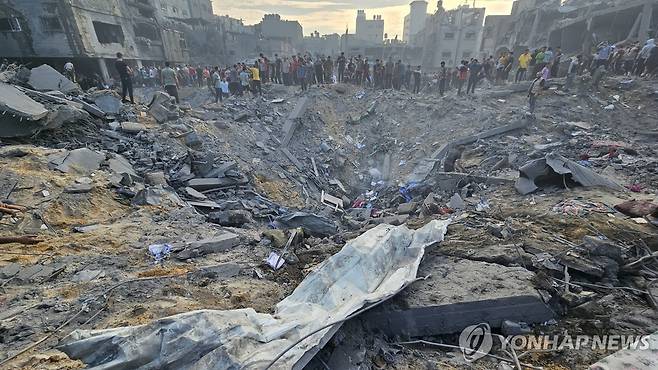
337, 52, 346, 83
467, 59, 482, 95
115, 52, 134, 104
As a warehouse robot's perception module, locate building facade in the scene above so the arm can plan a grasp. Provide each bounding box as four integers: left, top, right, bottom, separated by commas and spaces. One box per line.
355, 10, 384, 45
421, 3, 485, 69
403, 1, 429, 46
0, 0, 240, 81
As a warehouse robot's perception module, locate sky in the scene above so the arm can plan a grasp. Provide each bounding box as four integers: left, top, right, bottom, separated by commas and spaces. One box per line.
211, 0, 515, 38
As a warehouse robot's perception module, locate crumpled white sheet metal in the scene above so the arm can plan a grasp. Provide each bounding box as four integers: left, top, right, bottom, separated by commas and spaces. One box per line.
60, 220, 450, 370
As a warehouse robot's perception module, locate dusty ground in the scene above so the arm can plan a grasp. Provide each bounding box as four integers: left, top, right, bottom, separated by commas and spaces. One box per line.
1, 75, 657, 369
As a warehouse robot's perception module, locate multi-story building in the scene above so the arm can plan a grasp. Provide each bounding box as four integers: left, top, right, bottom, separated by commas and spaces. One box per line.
255, 14, 303, 43
355, 10, 384, 45
421, 3, 485, 69
0, 0, 227, 81
403, 1, 429, 46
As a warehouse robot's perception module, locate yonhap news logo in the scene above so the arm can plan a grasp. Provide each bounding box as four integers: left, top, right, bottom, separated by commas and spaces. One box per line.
459, 323, 493, 361
458, 323, 657, 362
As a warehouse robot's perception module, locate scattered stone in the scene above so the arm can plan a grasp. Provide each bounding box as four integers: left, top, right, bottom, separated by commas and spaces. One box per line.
174, 232, 240, 260
120, 122, 147, 134
207, 210, 253, 227
262, 229, 287, 248
28, 64, 79, 94
145, 172, 167, 186
447, 193, 466, 210
72, 269, 105, 282
397, 202, 418, 215
64, 183, 93, 194
50, 148, 104, 175
183, 187, 207, 200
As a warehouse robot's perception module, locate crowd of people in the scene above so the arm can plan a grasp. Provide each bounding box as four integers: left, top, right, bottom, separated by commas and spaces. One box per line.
12, 36, 653, 110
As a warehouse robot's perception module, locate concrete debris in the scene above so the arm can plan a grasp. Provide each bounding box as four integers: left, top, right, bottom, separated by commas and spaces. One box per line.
132, 185, 184, 206
173, 231, 240, 260
28, 64, 79, 94
61, 221, 449, 369
516, 153, 626, 195
364, 256, 554, 337
92, 93, 122, 115
49, 148, 104, 175
274, 211, 337, 237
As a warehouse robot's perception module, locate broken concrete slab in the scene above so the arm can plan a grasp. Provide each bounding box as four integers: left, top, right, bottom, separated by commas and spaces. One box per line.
363, 256, 553, 337
0, 262, 21, 279
174, 232, 240, 260
429, 172, 514, 191
44, 104, 89, 130
274, 211, 337, 237
182, 187, 207, 200
588, 330, 658, 370
0, 82, 49, 120
28, 64, 79, 94
132, 185, 184, 207
186, 176, 249, 191
93, 94, 122, 115
516, 153, 625, 195
50, 148, 104, 175
108, 154, 141, 184
407, 119, 530, 184
207, 210, 253, 227
64, 183, 93, 194
397, 202, 419, 215
369, 214, 410, 226
280, 96, 309, 146
0, 82, 51, 138
120, 122, 147, 134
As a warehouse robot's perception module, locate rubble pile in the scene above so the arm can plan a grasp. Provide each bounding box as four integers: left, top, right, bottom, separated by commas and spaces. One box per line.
1, 70, 658, 369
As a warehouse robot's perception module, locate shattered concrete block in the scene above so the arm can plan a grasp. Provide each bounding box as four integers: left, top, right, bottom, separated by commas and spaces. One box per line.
174, 232, 240, 260
120, 122, 147, 134
369, 214, 409, 226
346, 207, 371, 221
0, 82, 50, 138
132, 185, 184, 206
183, 187, 207, 200
108, 154, 141, 184
93, 94, 122, 115
44, 104, 89, 130
262, 229, 287, 248
145, 172, 167, 186
187, 176, 249, 191
51, 148, 104, 175
207, 210, 253, 227
64, 183, 93, 194
397, 202, 419, 215
363, 256, 554, 337
0, 263, 21, 279
28, 64, 79, 94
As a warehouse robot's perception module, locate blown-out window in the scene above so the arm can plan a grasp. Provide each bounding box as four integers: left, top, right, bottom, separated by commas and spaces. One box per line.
0, 17, 21, 32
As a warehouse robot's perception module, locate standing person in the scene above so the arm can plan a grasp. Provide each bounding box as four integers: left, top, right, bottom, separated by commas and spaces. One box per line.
541, 62, 551, 81
115, 53, 134, 104
527, 73, 544, 114
239, 66, 250, 96
160, 61, 179, 104
533, 47, 546, 76
412, 65, 422, 94
592, 42, 612, 70
385, 57, 394, 89
212, 66, 222, 103
551, 47, 562, 77
466, 59, 482, 95
636, 39, 655, 76
298, 61, 308, 92
337, 52, 346, 83
274, 54, 283, 84
362, 58, 371, 87
392, 60, 401, 90
504, 52, 514, 82
516, 49, 531, 83
456, 61, 468, 95
314, 57, 324, 85
250, 62, 262, 96
219, 77, 229, 102
405, 64, 412, 90
63, 61, 76, 83
282, 57, 291, 86
195, 65, 204, 87
438, 61, 447, 96
564, 55, 582, 91
324, 56, 334, 83
228, 64, 239, 96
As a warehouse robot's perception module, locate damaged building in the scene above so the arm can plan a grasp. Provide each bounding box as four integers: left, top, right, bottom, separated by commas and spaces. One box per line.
481, 0, 658, 61
419, 2, 485, 70
0, 0, 256, 82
